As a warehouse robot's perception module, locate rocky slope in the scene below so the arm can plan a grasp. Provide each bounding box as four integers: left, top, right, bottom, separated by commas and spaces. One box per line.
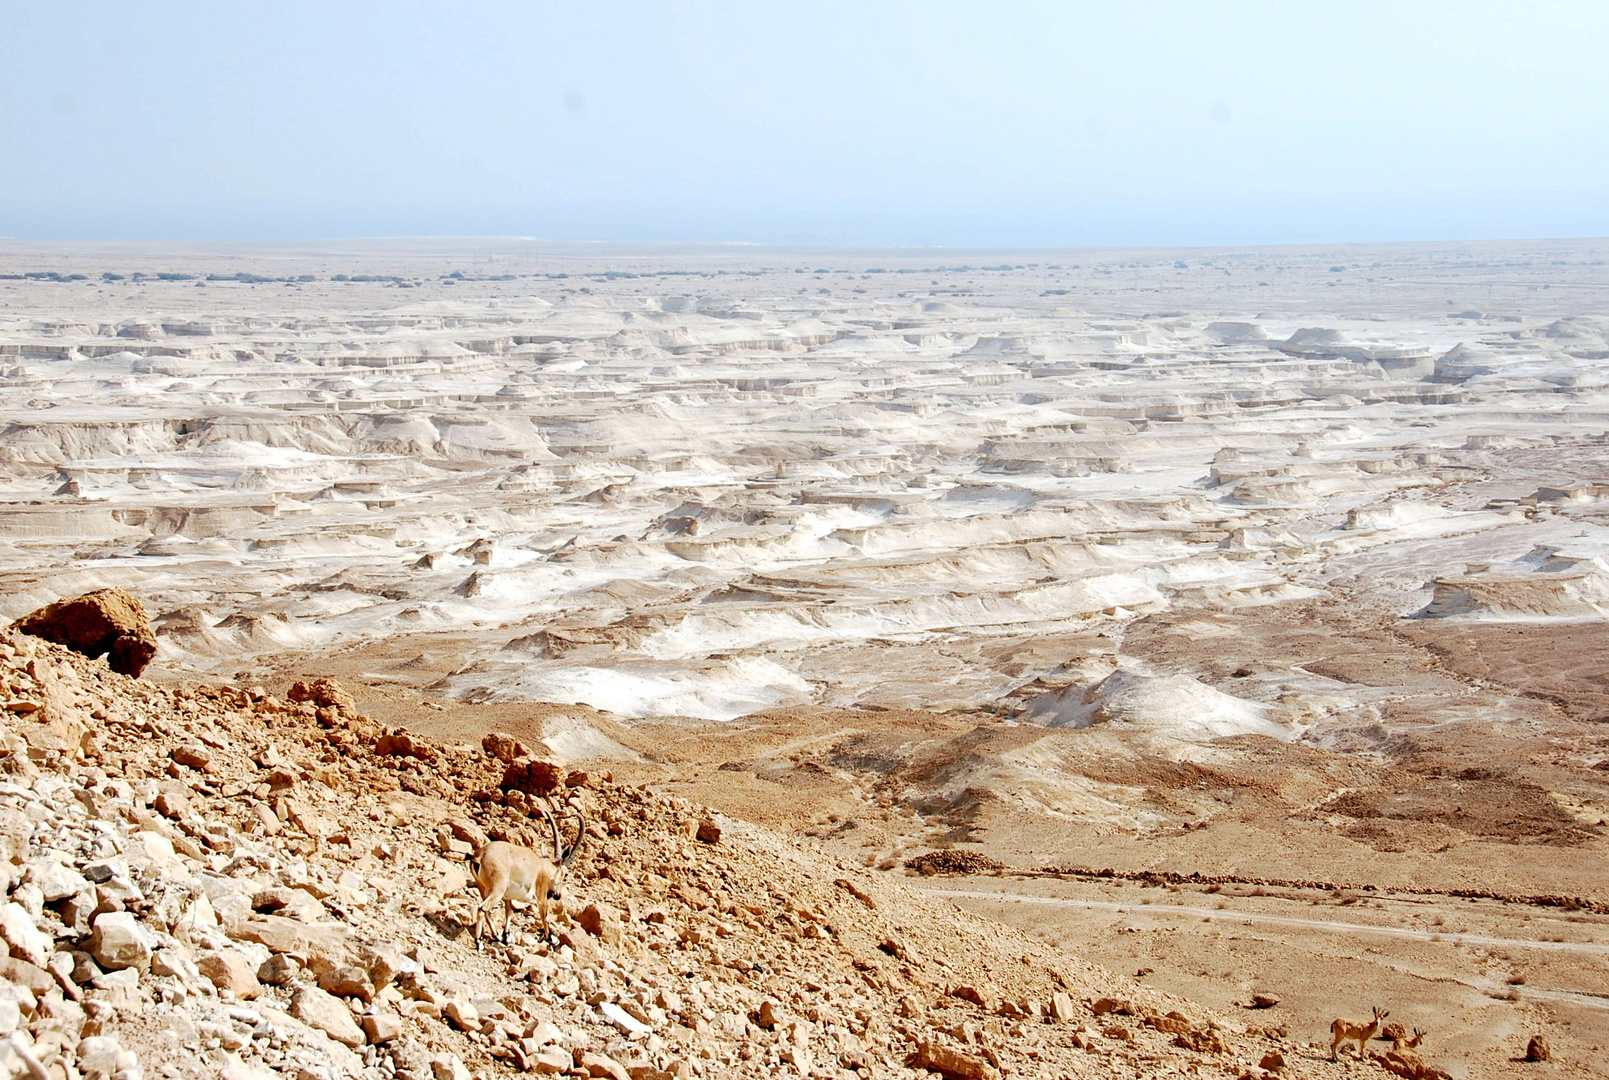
0, 627, 1411, 1080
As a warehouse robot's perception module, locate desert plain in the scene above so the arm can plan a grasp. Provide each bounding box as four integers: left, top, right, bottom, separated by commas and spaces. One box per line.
3, 237, 1609, 1077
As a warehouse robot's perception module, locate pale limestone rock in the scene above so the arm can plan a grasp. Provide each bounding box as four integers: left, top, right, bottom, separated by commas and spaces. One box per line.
362, 1007, 401, 1044
151, 946, 200, 982
316, 963, 374, 1001
528, 1045, 572, 1074
172, 892, 218, 944
256, 953, 299, 985
231, 914, 350, 963
78, 1033, 138, 1076
289, 985, 365, 1048
442, 997, 479, 1032
197, 949, 262, 999
89, 911, 153, 971
579, 1050, 632, 1080
217, 1052, 277, 1080
600, 1000, 651, 1037
0, 903, 53, 968
430, 1055, 472, 1080
25, 856, 88, 902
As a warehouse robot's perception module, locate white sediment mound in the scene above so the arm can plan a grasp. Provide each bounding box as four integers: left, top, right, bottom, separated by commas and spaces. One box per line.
1203, 321, 1270, 344
1023, 669, 1292, 741
451, 655, 813, 722
5, 240, 1609, 724
1419, 546, 1609, 619
536, 712, 646, 762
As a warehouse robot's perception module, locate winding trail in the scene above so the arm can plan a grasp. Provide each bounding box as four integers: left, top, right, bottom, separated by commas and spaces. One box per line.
920, 886, 1609, 956
923, 886, 1609, 1011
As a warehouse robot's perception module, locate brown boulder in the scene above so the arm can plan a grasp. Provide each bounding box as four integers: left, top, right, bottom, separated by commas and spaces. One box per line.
576, 903, 622, 946
910, 1039, 998, 1080
196, 950, 262, 999
287, 678, 356, 714
482, 731, 528, 763
947, 984, 988, 1009
1147, 1011, 1193, 1034
11, 589, 157, 677
1375, 1049, 1452, 1080
1172, 1027, 1230, 1054
1523, 1035, 1551, 1062
501, 758, 563, 797
375, 730, 438, 762
317, 963, 375, 1001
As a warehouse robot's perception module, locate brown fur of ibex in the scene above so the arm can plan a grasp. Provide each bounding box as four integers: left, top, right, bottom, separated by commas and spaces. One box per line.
468, 801, 586, 948
1392, 1027, 1427, 1052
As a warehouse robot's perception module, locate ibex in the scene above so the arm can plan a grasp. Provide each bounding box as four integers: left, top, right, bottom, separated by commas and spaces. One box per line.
468, 800, 586, 948
1392, 1027, 1427, 1053
1330, 1005, 1388, 1060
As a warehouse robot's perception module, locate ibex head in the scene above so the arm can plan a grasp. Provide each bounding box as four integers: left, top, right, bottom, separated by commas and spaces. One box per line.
537, 799, 587, 902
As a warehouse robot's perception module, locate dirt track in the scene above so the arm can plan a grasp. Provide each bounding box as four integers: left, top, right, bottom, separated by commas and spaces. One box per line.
921, 886, 1609, 958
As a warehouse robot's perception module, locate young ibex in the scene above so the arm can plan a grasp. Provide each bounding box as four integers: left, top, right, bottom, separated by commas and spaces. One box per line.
1330, 1005, 1388, 1060
1392, 1027, 1427, 1053
469, 801, 586, 948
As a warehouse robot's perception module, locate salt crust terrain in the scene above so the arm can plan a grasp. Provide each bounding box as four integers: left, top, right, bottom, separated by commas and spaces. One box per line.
5, 240, 1609, 735
4, 239, 1609, 1076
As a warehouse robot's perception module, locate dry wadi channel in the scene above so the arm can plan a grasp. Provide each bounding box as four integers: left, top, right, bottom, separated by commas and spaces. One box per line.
3, 238, 1609, 1078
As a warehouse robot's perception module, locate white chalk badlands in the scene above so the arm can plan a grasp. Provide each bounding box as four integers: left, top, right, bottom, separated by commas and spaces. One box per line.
3, 239, 1608, 736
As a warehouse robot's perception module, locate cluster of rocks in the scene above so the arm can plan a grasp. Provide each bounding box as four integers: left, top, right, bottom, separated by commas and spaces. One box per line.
902, 853, 1004, 878
0, 604, 1382, 1079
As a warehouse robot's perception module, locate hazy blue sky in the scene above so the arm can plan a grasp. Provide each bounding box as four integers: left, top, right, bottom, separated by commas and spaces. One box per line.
2, 1, 1606, 245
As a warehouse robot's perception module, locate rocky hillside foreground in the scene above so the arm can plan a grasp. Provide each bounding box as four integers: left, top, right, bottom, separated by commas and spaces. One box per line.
0, 629, 1418, 1080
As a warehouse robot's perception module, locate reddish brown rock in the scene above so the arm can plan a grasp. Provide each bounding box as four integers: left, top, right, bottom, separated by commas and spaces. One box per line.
171, 745, 213, 772
11, 589, 157, 677
501, 757, 563, 797
1375, 1049, 1452, 1080
948, 984, 988, 1009
1147, 1010, 1193, 1034
481, 731, 528, 763
905, 850, 1005, 876
576, 903, 622, 946
196, 950, 262, 999
1172, 1027, 1230, 1054
911, 1039, 998, 1080
375, 730, 438, 762
286, 678, 356, 715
